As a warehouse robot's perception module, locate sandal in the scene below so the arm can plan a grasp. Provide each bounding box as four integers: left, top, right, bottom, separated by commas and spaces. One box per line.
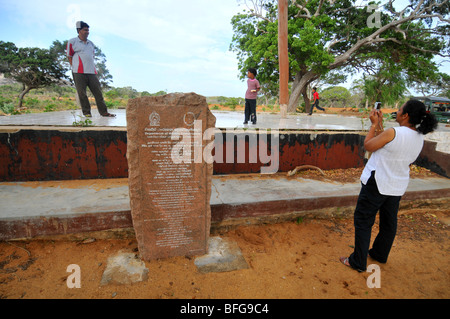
340, 256, 351, 267
339, 256, 364, 272
102, 113, 116, 117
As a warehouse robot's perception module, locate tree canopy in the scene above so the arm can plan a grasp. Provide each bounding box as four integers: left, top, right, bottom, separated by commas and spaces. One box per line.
319, 86, 351, 107
0, 41, 69, 109
230, 0, 450, 112
1, 39, 114, 109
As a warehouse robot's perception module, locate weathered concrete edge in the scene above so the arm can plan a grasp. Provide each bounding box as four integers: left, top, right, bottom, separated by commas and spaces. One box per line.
1, 188, 449, 241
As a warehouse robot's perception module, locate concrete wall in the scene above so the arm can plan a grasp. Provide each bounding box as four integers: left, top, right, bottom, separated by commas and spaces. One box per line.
212, 130, 366, 174
416, 140, 450, 178
0, 128, 447, 182
0, 129, 128, 181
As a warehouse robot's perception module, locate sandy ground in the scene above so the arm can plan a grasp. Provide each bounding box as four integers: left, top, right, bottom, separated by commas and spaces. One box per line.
0, 167, 448, 300
0, 210, 448, 300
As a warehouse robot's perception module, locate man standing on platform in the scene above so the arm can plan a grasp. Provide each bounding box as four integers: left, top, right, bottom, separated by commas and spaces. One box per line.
67, 21, 115, 117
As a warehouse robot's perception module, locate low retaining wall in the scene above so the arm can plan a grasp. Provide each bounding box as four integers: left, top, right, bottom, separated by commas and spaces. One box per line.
0, 129, 128, 182
415, 140, 450, 178
0, 127, 447, 182
1, 190, 448, 240
0, 128, 367, 181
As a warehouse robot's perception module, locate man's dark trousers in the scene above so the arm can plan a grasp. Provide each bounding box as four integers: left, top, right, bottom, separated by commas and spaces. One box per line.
349, 171, 401, 271
73, 73, 108, 116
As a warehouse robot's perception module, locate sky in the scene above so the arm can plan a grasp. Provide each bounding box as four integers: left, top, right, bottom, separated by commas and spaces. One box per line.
0, 0, 448, 98
0, 0, 246, 97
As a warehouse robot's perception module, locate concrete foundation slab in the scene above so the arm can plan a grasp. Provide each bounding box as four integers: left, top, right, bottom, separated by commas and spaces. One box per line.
0, 175, 449, 240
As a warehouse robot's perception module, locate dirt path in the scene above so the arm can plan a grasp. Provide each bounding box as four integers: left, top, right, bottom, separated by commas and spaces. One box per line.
1, 207, 448, 300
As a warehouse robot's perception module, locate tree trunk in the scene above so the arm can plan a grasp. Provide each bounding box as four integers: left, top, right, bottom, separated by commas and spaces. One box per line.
301, 86, 310, 113
288, 71, 319, 113
17, 86, 33, 109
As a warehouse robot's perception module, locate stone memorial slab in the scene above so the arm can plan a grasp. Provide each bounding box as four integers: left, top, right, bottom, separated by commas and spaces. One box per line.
126, 93, 216, 260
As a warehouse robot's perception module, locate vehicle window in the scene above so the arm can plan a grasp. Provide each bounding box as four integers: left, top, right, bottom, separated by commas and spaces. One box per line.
431, 103, 449, 112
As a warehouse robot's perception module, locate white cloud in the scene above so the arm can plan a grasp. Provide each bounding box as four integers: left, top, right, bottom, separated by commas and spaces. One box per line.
69, 0, 241, 58
0, 0, 246, 96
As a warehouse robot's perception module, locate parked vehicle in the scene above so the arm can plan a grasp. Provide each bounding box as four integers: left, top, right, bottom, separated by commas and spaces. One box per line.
391, 97, 450, 123
416, 96, 450, 123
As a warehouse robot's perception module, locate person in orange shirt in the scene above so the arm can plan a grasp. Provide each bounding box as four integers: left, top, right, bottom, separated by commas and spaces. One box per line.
308, 87, 325, 115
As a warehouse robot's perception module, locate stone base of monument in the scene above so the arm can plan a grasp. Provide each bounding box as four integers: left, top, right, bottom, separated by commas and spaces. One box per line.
100, 251, 149, 285
194, 237, 249, 274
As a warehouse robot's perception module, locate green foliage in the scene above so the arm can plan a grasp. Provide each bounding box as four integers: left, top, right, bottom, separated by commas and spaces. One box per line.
0, 84, 76, 113
147, 90, 168, 97
207, 96, 243, 106
320, 86, 351, 107
105, 100, 121, 109
23, 97, 39, 107
230, 0, 449, 111
230, 0, 365, 99
72, 117, 93, 127
0, 96, 15, 114
104, 86, 138, 99
0, 82, 171, 114
71, 112, 94, 127
224, 97, 240, 107
411, 72, 450, 98
44, 103, 57, 112
1, 43, 68, 87
0, 41, 69, 108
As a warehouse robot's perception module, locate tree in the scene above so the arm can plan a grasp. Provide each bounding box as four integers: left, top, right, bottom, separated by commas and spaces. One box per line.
362, 60, 409, 106
319, 86, 351, 107
0, 41, 69, 109
92, 46, 113, 89
411, 71, 450, 98
230, 0, 449, 113
350, 78, 368, 108
104, 86, 138, 99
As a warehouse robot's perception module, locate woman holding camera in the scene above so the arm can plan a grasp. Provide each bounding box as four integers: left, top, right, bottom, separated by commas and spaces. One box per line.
340, 99, 438, 272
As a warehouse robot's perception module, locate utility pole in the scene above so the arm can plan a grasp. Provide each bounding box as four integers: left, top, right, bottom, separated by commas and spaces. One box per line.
278, 0, 289, 118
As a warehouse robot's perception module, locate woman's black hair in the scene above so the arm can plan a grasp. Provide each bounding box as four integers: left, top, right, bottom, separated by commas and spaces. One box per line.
402, 99, 438, 135
248, 68, 257, 76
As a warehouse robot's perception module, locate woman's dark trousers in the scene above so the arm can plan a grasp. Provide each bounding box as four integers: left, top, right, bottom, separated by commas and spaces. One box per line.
348, 172, 401, 271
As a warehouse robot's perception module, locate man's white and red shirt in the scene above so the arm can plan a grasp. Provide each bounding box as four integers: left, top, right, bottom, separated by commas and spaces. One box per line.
66, 37, 97, 74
